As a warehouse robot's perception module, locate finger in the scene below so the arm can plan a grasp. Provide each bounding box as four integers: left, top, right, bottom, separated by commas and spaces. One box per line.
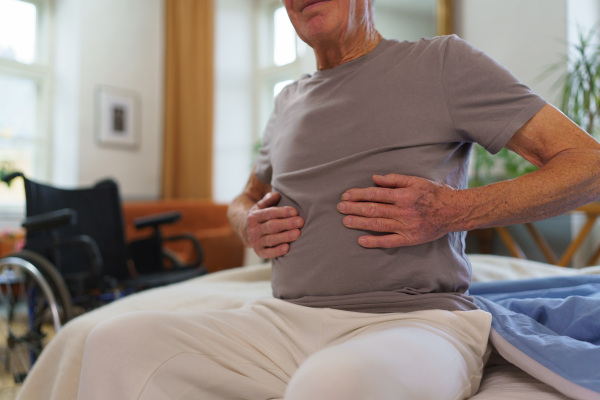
337, 201, 399, 218
342, 215, 399, 233
258, 243, 291, 259
371, 174, 414, 188
357, 234, 409, 249
341, 187, 401, 204
256, 192, 281, 209
259, 229, 301, 249
257, 216, 304, 236
250, 206, 300, 224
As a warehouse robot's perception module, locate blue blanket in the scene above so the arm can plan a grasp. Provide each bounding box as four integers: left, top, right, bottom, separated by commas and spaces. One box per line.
471, 276, 600, 400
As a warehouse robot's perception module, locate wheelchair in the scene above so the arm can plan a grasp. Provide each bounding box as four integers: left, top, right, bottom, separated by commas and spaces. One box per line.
0, 172, 207, 384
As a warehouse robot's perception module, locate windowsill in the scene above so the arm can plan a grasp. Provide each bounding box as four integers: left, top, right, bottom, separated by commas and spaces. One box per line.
0, 204, 25, 230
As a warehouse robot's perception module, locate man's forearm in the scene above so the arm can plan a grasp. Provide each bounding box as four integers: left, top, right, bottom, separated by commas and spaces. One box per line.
228, 170, 274, 246
447, 104, 600, 233
228, 193, 255, 246
450, 148, 600, 232
338, 147, 600, 249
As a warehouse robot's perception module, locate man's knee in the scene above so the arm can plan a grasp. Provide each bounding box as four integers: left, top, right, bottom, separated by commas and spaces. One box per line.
284, 325, 481, 400
84, 312, 158, 360
285, 346, 405, 400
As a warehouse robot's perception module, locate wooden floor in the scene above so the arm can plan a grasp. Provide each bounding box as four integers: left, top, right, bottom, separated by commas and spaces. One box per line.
0, 349, 24, 400
0, 321, 56, 400
0, 316, 24, 400
0, 379, 20, 400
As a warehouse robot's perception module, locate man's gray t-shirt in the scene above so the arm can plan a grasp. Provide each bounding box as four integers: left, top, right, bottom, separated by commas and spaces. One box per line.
255, 35, 546, 313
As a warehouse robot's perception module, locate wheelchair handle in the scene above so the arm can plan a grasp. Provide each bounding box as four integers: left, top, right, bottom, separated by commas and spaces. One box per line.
1, 171, 24, 184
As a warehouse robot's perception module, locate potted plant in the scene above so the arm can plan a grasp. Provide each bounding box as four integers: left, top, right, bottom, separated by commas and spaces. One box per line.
469, 146, 537, 188
0, 160, 15, 186
557, 27, 600, 138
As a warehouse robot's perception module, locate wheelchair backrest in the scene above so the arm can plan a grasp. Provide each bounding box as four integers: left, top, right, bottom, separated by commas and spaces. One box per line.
22, 176, 131, 281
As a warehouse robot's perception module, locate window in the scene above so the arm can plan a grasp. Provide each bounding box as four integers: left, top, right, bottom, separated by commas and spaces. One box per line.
273, 6, 296, 67
0, 0, 52, 212
0, 0, 37, 63
254, 0, 315, 144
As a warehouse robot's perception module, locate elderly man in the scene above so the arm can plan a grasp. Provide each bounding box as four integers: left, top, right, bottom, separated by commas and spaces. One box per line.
77, 1, 600, 399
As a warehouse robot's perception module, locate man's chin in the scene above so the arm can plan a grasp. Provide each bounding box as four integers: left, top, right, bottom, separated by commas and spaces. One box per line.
301, 20, 340, 45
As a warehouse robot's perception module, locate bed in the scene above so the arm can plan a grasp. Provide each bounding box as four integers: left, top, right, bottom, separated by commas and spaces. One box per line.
16, 254, 600, 400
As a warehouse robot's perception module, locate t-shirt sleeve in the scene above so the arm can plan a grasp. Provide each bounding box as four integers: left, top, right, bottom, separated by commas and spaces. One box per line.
442, 35, 547, 154
254, 90, 286, 185
254, 114, 275, 185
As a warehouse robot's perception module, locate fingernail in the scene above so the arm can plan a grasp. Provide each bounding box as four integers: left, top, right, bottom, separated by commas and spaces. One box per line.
341, 192, 350, 200
294, 218, 303, 227
337, 202, 345, 211
358, 237, 368, 246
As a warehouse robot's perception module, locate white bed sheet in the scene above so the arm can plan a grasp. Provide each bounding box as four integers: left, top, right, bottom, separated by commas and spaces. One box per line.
16, 255, 600, 400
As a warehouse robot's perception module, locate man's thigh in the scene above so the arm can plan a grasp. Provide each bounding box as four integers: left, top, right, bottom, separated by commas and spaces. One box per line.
79, 298, 323, 400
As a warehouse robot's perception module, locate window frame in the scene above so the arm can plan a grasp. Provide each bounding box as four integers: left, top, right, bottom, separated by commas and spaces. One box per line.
0, 0, 54, 214
253, 0, 315, 145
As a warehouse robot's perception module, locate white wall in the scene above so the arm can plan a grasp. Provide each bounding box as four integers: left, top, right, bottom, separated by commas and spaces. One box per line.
455, 0, 568, 104
567, 0, 600, 54
52, 0, 164, 199
376, 0, 436, 41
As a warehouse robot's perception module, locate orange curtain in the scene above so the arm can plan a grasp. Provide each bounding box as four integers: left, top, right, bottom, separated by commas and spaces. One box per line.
162, 0, 214, 199
437, 0, 454, 35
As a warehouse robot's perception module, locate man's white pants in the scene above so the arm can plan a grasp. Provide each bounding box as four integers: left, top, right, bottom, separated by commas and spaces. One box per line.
78, 298, 491, 400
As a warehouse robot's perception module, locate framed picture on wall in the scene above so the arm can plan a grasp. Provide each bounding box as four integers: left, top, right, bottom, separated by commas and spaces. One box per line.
95, 85, 140, 149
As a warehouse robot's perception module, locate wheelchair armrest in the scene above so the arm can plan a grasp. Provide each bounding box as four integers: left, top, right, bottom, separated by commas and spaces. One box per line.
163, 233, 204, 268
133, 211, 181, 230
22, 209, 77, 234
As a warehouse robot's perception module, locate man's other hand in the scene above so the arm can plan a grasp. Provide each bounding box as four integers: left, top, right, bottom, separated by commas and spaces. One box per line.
337, 174, 457, 248
245, 192, 305, 258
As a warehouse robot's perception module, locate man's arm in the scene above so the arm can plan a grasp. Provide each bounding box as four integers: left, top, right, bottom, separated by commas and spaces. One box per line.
337, 104, 600, 248
228, 168, 304, 258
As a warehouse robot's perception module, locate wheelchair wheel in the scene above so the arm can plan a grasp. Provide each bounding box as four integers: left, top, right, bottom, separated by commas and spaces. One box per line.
0, 250, 72, 385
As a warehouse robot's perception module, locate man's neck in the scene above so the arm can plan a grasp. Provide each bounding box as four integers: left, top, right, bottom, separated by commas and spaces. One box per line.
314, 29, 382, 70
